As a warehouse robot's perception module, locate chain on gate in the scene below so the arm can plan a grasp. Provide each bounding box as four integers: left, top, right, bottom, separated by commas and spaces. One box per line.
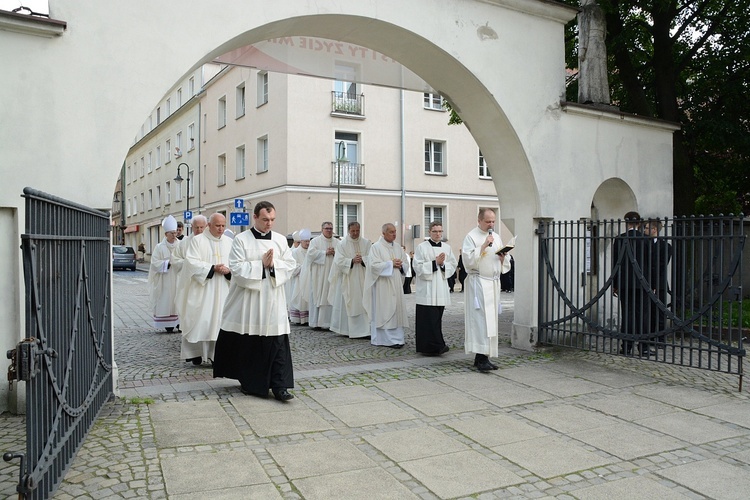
4, 188, 114, 499
538, 215, 745, 390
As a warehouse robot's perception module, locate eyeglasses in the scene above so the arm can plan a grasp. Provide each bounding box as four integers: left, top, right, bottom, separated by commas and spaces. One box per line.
323, 227, 333, 231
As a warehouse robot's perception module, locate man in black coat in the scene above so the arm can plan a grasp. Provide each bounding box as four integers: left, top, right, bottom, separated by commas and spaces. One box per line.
645, 219, 672, 347
612, 211, 653, 357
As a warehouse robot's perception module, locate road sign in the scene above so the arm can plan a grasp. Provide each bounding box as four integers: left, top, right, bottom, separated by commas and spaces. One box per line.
230, 212, 249, 226
184, 210, 193, 220
234, 198, 244, 209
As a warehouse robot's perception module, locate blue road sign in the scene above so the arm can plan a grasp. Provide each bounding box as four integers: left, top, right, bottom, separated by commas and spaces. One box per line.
234, 198, 244, 209
230, 212, 250, 226
184, 210, 193, 220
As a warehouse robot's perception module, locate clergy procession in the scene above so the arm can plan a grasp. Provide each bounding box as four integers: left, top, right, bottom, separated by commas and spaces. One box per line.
146, 204, 512, 402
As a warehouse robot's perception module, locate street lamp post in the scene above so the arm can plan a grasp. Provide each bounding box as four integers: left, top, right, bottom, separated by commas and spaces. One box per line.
174, 162, 190, 234
336, 141, 347, 235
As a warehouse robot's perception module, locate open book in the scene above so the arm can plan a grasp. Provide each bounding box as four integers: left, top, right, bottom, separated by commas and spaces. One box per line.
495, 235, 516, 255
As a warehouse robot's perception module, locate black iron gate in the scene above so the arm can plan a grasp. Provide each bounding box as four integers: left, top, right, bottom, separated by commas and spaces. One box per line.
538, 215, 745, 389
4, 188, 114, 499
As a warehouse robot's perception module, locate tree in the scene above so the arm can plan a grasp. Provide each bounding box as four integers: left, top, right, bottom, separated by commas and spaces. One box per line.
563, 0, 750, 215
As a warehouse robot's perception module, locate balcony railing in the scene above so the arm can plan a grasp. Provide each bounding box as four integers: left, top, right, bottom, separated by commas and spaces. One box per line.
331, 91, 365, 116
331, 161, 365, 187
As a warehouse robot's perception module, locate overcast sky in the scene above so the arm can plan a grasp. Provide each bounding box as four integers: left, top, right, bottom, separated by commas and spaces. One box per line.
0, 1, 48, 14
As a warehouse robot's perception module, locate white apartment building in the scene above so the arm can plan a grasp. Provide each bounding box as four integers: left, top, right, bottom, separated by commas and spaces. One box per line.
119, 64, 505, 256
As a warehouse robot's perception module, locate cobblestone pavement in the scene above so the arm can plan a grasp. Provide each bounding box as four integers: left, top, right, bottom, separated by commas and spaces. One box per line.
1, 268, 748, 499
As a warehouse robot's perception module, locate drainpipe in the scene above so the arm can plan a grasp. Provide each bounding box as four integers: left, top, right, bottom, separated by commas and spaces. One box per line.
400, 89, 406, 248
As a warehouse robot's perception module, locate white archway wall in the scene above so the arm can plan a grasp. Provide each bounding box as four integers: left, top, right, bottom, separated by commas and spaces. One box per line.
592, 178, 638, 221
0, 0, 676, 409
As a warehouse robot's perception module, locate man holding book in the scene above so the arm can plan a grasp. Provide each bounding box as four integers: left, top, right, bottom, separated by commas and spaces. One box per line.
461, 208, 512, 372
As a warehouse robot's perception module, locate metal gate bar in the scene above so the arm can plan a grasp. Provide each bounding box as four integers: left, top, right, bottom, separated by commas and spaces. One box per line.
538, 216, 745, 389
8, 188, 114, 499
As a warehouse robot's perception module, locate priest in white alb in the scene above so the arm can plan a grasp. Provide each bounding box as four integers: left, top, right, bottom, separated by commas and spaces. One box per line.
173, 214, 207, 326
306, 221, 337, 329
414, 221, 457, 355
179, 213, 232, 366
363, 223, 409, 348
147, 215, 181, 332
329, 221, 372, 338
462, 208, 510, 372
289, 229, 311, 325
213, 201, 297, 402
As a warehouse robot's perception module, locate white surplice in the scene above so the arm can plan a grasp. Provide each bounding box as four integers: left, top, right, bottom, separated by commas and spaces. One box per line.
220, 230, 296, 336
413, 240, 458, 307
287, 245, 308, 324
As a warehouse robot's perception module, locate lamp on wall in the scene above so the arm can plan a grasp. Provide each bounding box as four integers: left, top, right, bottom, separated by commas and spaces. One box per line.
174, 162, 191, 231
336, 141, 348, 235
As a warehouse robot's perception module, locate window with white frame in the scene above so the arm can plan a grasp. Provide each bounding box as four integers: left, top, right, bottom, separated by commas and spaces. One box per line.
140, 157, 145, 177
257, 136, 268, 173
257, 72, 268, 106
156, 146, 161, 169
148, 115, 153, 132
156, 106, 161, 125
236, 83, 246, 118
140, 193, 144, 213
188, 77, 195, 96
424, 206, 445, 238
175, 180, 182, 202
188, 170, 195, 197
147, 189, 153, 210
334, 63, 358, 97
218, 97, 227, 129
334, 203, 360, 236
165, 181, 171, 205
423, 92, 443, 110
478, 150, 491, 178
166, 139, 171, 163
236, 145, 246, 180
188, 123, 195, 150
177, 87, 183, 107
147, 151, 153, 173
217, 154, 227, 186
176, 132, 182, 157
126, 165, 131, 184
166, 98, 171, 116
155, 185, 161, 208
424, 140, 445, 174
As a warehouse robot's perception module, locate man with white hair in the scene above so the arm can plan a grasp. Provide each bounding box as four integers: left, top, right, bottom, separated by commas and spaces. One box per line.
306, 221, 337, 329
289, 229, 311, 325
363, 223, 409, 348
329, 221, 372, 338
173, 215, 208, 302
179, 213, 233, 365
148, 215, 181, 332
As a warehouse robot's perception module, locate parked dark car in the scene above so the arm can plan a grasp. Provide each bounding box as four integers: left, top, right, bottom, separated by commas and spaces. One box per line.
112, 245, 136, 271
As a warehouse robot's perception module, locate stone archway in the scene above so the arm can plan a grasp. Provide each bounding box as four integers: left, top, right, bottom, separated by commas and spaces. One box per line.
0, 0, 677, 410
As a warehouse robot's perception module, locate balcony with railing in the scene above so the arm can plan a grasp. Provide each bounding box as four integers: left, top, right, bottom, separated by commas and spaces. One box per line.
331, 161, 365, 187
331, 91, 365, 117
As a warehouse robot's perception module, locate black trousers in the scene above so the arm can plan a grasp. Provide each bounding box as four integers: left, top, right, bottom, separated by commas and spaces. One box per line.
415, 304, 446, 354
213, 330, 294, 397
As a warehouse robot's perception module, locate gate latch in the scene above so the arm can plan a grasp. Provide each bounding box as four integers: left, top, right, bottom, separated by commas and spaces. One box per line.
6, 337, 57, 387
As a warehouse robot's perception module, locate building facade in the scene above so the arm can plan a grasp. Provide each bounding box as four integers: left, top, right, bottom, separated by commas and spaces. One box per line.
121, 64, 505, 255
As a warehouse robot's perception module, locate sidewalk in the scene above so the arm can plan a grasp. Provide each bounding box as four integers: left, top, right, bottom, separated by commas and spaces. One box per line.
3, 271, 750, 499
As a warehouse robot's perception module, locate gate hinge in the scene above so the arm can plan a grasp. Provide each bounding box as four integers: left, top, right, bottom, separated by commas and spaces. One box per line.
6, 337, 57, 385
3, 452, 34, 496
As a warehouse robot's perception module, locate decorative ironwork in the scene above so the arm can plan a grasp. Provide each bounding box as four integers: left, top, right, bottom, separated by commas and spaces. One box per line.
331, 91, 365, 116
331, 161, 366, 187
4, 188, 114, 499
538, 216, 745, 390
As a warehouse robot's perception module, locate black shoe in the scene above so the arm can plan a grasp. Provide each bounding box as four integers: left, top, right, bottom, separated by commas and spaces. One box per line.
438, 345, 450, 355
386, 344, 404, 349
488, 360, 499, 370
187, 356, 202, 366
272, 388, 294, 401
476, 361, 494, 372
